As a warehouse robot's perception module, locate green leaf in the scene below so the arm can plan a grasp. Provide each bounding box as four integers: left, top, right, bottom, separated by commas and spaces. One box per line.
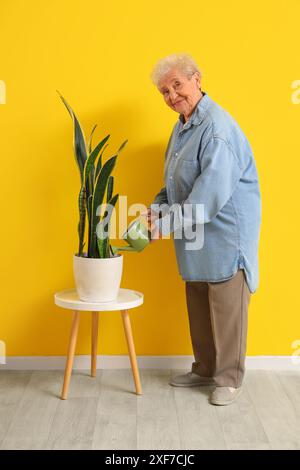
97, 193, 119, 258
77, 186, 86, 256
57, 91, 87, 185
107, 176, 114, 202
117, 139, 128, 153
83, 135, 110, 186
87, 124, 97, 154
89, 155, 117, 257
94, 143, 109, 182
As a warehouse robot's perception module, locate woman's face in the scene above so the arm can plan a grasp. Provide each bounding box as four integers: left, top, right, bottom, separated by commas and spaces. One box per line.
157, 67, 202, 120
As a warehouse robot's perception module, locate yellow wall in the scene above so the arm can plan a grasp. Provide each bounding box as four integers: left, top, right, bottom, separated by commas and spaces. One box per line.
1, 0, 300, 357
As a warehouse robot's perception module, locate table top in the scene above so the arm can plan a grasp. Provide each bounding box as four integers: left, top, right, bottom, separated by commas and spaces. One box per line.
54, 288, 144, 311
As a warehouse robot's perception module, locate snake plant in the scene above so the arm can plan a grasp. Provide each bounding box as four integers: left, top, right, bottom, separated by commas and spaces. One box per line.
58, 92, 128, 258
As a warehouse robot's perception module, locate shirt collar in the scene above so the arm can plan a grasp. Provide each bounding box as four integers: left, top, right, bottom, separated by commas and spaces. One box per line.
179, 91, 210, 130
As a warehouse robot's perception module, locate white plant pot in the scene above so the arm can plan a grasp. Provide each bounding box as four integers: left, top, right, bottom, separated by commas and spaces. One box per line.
73, 253, 123, 302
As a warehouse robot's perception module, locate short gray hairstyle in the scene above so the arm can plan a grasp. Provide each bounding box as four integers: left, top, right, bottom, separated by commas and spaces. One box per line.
150, 53, 202, 87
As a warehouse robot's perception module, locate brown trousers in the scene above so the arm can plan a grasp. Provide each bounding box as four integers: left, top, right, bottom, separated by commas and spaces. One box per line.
185, 269, 251, 388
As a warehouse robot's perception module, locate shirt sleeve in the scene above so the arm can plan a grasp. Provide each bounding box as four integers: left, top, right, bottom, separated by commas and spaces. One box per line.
151, 186, 169, 206
154, 137, 245, 236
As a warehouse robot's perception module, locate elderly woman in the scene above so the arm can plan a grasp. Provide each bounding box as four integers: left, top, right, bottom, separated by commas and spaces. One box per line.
146, 53, 261, 406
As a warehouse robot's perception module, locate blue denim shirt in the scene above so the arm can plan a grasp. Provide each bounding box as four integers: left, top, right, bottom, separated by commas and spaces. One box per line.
151, 92, 262, 293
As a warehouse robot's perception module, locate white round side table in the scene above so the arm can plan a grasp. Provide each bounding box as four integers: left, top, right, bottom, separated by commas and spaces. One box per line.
54, 288, 144, 400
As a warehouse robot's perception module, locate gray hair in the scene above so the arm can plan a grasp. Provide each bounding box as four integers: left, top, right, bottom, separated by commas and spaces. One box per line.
150, 53, 202, 87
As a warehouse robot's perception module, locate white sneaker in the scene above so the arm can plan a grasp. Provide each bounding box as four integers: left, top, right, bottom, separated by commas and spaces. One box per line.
169, 372, 215, 387
210, 386, 243, 405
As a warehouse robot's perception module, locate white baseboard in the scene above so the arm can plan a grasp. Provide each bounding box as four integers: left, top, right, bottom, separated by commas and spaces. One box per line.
0, 355, 299, 371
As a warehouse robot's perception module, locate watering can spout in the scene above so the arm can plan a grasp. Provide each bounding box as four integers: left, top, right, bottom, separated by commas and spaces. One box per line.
110, 245, 138, 256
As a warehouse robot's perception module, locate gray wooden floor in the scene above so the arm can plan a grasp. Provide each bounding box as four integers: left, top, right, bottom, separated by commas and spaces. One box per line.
0, 369, 299, 450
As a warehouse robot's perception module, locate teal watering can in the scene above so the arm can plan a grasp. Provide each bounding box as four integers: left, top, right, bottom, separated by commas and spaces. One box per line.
111, 216, 151, 255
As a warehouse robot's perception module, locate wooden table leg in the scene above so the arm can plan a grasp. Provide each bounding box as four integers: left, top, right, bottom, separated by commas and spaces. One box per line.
61, 310, 80, 400
91, 312, 99, 377
121, 309, 142, 395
